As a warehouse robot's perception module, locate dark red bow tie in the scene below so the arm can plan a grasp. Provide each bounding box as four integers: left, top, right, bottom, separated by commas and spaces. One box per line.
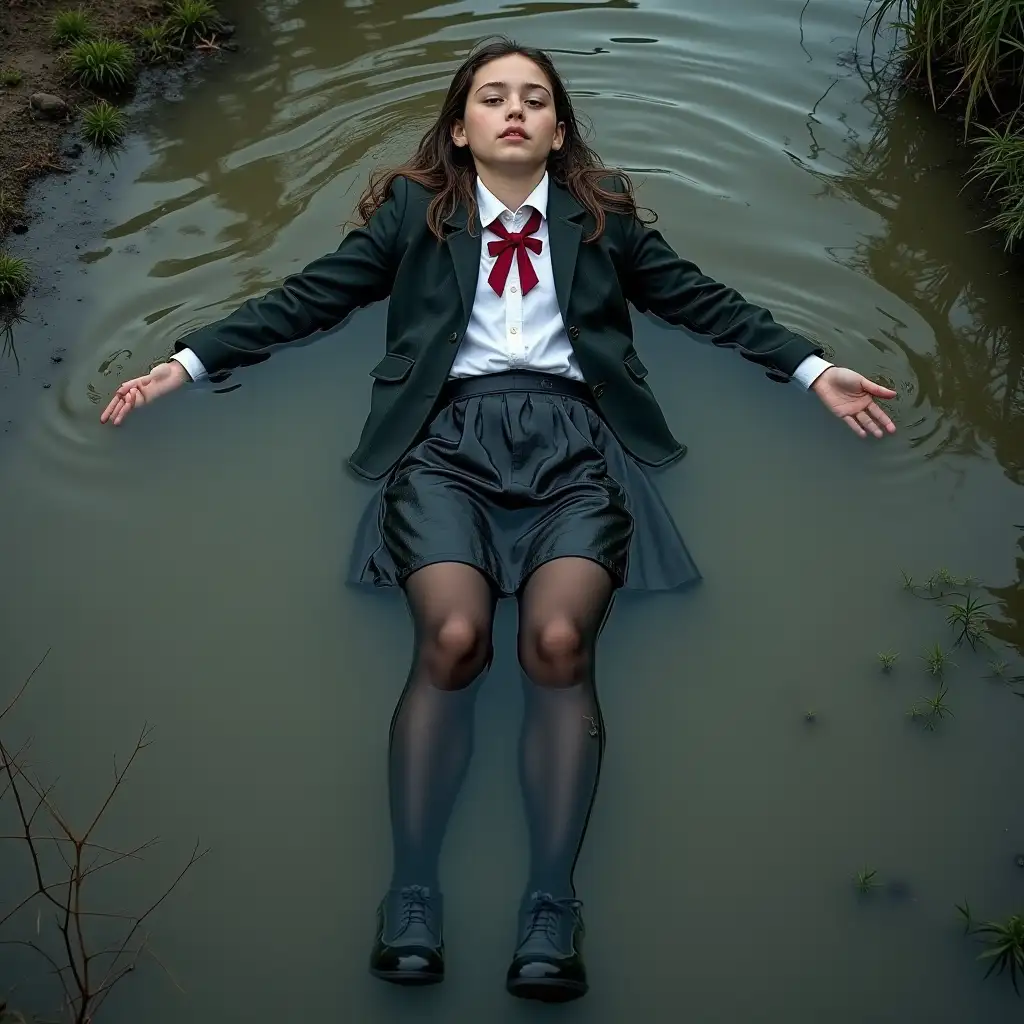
486, 209, 543, 296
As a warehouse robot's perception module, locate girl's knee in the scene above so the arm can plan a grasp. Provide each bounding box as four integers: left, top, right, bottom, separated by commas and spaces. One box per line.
519, 618, 587, 687
421, 613, 492, 690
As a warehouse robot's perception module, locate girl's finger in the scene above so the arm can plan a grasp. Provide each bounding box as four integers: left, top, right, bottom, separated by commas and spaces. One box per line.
863, 379, 898, 399
868, 401, 896, 434
844, 414, 867, 439
114, 391, 135, 425
856, 410, 881, 438
105, 397, 125, 425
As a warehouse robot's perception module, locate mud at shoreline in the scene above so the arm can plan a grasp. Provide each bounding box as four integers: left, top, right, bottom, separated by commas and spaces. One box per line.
0, 0, 237, 247
0, 4, 239, 446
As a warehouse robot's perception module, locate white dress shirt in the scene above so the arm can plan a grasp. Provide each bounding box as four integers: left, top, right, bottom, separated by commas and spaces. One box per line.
171, 173, 831, 390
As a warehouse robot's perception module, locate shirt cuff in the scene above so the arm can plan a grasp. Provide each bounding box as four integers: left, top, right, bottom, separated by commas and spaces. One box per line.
791, 354, 833, 390
170, 348, 208, 382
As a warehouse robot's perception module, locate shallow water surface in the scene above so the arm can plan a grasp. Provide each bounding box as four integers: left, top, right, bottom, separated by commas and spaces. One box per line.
1, 0, 1023, 1020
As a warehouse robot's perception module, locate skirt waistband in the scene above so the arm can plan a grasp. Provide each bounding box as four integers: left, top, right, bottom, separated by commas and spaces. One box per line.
441, 370, 595, 407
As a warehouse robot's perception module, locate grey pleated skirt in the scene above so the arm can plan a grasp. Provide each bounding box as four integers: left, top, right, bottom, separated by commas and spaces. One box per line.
347, 371, 701, 596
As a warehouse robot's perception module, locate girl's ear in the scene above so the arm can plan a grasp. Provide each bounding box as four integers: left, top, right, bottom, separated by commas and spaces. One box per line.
551, 121, 566, 151
452, 120, 469, 148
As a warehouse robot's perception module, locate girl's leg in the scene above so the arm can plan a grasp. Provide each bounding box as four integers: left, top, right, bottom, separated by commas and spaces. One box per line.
507, 556, 615, 1001
371, 561, 496, 985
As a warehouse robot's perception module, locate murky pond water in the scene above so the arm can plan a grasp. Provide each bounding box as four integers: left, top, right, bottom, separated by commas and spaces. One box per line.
2, 0, 1023, 1020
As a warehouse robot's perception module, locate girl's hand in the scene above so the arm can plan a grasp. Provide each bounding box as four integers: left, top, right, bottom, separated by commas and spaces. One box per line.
100, 360, 189, 426
811, 366, 897, 439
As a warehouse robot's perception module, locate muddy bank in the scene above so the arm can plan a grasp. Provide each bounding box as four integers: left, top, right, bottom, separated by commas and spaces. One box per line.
0, 0, 237, 248
0, 2, 241, 445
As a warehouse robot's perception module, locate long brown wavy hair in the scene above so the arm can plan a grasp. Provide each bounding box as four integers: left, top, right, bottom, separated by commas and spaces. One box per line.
353, 37, 655, 243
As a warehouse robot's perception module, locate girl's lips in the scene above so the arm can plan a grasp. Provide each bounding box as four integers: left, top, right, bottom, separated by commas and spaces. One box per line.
500, 130, 528, 140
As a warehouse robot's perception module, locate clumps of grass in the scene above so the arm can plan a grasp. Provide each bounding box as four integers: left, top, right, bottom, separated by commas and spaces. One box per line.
166, 0, 220, 44
0, 254, 31, 303
854, 868, 879, 894
878, 650, 899, 672
81, 100, 127, 150
920, 642, 953, 677
869, 0, 1024, 133
51, 7, 95, 46
1, 68, 24, 88
970, 124, 1024, 251
136, 22, 177, 63
67, 38, 135, 93
957, 901, 1024, 995
908, 683, 953, 731
946, 593, 992, 649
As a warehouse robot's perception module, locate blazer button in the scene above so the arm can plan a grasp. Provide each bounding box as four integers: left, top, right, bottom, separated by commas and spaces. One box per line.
448, 332, 459, 344
593, 382, 606, 399
568, 325, 580, 340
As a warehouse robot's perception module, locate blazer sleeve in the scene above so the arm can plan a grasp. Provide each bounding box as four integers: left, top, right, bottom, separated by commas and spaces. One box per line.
614, 190, 823, 379
174, 176, 409, 376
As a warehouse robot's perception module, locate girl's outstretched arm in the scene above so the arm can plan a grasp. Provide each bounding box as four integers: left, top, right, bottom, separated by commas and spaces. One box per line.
100, 177, 408, 425
612, 182, 896, 438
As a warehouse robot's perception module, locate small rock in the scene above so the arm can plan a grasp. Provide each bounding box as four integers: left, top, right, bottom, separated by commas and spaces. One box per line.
12, 222, 27, 235
42, 383, 51, 389
64, 143, 83, 159
29, 92, 68, 119
50, 354, 63, 364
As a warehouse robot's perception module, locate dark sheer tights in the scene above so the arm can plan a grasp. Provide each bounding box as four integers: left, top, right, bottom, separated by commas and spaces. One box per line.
386, 558, 614, 900
516, 558, 614, 898
387, 563, 496, 890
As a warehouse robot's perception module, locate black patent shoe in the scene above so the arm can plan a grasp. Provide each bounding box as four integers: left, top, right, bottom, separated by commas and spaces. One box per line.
369, 884, 444, 985
505, 891, 587, 1002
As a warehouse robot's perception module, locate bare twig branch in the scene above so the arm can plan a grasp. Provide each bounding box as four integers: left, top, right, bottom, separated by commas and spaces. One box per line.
1, 664, 204, 1024
0, 649, 51, 723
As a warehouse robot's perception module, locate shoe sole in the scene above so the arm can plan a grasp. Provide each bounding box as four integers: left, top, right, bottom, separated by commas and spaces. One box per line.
507, 977, 588, 1002
370, 968, 443, 986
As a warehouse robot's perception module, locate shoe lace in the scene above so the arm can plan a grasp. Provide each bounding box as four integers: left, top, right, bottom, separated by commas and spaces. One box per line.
525, 891, 582, 943
397, 885, 431, 933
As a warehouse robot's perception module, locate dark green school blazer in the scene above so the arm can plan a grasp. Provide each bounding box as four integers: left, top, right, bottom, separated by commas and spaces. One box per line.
175, 176, 823, 480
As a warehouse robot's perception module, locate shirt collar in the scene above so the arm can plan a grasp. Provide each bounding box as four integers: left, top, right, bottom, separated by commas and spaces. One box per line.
476, 172, 549, 226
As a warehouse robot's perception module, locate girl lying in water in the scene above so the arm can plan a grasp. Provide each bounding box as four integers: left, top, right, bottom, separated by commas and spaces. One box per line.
101, 36, 896, 1003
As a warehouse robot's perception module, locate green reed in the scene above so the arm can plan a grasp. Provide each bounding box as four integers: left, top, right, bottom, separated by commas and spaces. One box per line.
909, 683, 953, 730
0, 254, 30, 303
957, 902, 1024, 995
854, 868, 880, 894
870, 0, 1024, 132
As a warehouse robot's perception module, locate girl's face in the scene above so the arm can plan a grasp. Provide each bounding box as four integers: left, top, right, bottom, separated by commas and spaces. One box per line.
452, 54, 565, 172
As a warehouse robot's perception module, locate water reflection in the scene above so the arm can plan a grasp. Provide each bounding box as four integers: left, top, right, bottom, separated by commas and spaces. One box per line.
791, 57, 1024, 652
809, 66, 1024, 488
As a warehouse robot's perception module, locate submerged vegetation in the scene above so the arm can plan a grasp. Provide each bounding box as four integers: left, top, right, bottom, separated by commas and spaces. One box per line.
867, 0, 1024, 249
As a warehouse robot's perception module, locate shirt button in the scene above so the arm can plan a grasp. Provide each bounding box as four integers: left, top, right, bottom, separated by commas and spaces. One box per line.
510, 285, 518, 294
510, 327, 518, 335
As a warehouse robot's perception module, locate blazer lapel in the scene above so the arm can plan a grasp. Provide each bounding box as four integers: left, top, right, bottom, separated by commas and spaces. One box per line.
444, 204, 481, 324
547, 182, 585, 324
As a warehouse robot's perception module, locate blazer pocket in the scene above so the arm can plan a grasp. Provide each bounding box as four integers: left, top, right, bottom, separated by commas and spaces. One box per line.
369, 352, 415, 383
624, 351, 649, 380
